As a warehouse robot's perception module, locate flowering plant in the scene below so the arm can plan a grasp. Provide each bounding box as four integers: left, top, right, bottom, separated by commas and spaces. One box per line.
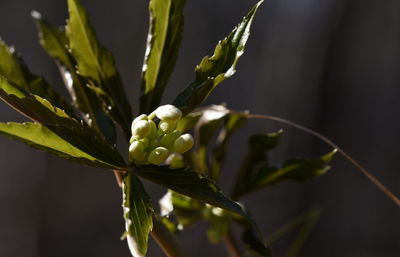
0, 0, 398, 256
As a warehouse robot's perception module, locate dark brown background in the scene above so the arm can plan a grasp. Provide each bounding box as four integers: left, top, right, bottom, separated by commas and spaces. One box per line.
0, 0, 399, 256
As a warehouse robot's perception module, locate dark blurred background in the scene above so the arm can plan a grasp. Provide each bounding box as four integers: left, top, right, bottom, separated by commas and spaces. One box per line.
0, 0, 399, 256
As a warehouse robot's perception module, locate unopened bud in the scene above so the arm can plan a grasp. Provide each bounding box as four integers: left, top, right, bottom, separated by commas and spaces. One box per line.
131, 114, 148, 131
149, 139, 159, 150
138, 138, 149, 149
147, 120, 157, 139
160, 130, 182, 149
174, 134, 194, 154
148, 147, 169, 165
159, 120, 177, 134
132, 120, 151, 139
129, 141, 145, 162
154, 104, 182, 122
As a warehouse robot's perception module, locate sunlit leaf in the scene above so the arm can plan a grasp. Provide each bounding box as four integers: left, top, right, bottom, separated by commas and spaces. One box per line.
140, 0, 185, 114
122, 173, 153, 257
0, 76, 126, 170
0, 38, 74, 116
0, 122, 125, 170
32, 12, 116, 143
66, 0, 132, 139
172, 1, 263, 115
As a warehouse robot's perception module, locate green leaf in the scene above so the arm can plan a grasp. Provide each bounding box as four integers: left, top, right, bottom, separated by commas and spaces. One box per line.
169, 191, 204, 228
193, 105, 229, 173
231, 130, 283, 200
264, 207, 321, 257
285, 208, 321, 257
0, 39, 74, 116
242, 229, 272, 257
254, 149, 337, 188
66, 0, 132, 139
0, 76, 126, 170
140, 0, 185, 114
122, 172, 153, 257
172, 1, 263, 115
211, 112, 247, 181
176, 112, 202, 133
132, 165, 247, 218
0, 122, 125, 170
32, 12, 116, 143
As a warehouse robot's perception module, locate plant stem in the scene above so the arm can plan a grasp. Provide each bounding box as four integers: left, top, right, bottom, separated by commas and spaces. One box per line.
113, 170, 124, 187
223, 230, 242, 257
151, 215, 187, 257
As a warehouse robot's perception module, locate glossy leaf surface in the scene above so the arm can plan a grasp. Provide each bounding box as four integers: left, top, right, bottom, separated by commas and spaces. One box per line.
0, 76, 126, 170
66, 0, 132, 139
33, 13, 116, 143
0, 122, 125, 170
140, 0, 185, 114
122, 173, 153, 257
0, 39, 74, 115
172, 1, 263, 115
133, 165, 247, 217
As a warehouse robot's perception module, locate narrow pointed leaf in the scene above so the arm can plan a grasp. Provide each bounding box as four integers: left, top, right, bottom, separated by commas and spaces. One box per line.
172, 1, 263, 115
32, 12, 116, 143
0, 122, 125, 169
140, 0, 185, 114
0, 39, 74, 116
0, 76, 126, 169
254, 149, 337, 188
66, 0, 132, 139
122, 173, 153, 257
132, 165, 247, 217
242, 229, 272, 257
285, 208, 321, 257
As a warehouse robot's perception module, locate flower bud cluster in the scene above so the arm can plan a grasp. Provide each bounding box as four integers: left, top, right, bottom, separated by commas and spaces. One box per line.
129, 105, 194, 166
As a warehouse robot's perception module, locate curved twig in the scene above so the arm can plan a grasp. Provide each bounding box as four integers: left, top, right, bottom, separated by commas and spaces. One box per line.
229, 110, 400, 208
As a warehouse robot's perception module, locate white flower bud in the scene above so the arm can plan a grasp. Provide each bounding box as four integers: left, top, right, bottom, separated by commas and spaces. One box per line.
160, 130, 182, 149
147, 120, 157, 139
131, 114, 148, 132
129, 141, 145, 162
148, 147, 169, 165
174, 134, 194, 154
138, 138, 149, 149
131, 120, 151, 139
149, 139, 159, 150
159, 120, 177, 134
154, 104, 182, 122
